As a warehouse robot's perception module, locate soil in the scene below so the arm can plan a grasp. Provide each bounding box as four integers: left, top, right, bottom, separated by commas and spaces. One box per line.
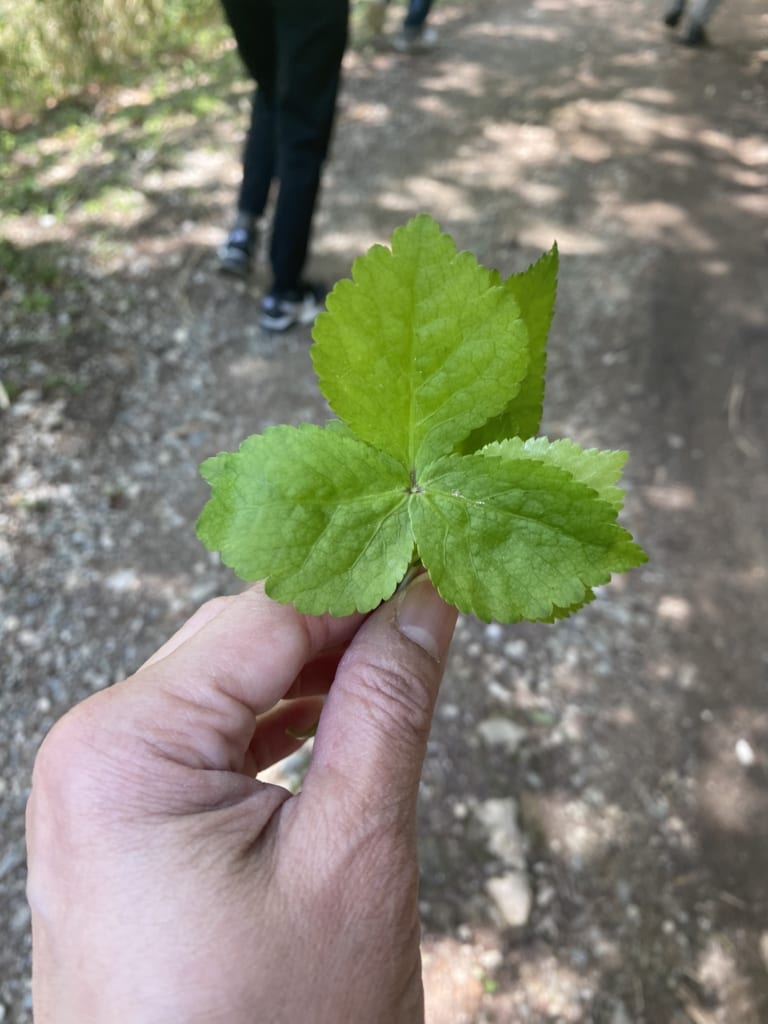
2, 1, 767, 1021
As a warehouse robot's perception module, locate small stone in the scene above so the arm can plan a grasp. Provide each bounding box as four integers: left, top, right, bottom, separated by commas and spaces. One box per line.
503, 638, 528, 660
759, 932, 768, 970
486, 871, 532, 928
487, 680, 513, 705
479, 948, 503, 971
105, 568, 140, 593
474, 797, 526, 867
477, 717, 527, 755
735, 738, 756, 767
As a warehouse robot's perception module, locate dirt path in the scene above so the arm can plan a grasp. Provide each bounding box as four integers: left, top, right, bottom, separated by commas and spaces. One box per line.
2, 1, 767, 1020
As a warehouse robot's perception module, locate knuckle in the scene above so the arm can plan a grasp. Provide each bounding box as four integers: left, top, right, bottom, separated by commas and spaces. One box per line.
352, 656, 434, 748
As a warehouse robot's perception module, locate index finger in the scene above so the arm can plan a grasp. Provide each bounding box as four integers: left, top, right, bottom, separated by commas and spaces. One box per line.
121, 587, 365, 773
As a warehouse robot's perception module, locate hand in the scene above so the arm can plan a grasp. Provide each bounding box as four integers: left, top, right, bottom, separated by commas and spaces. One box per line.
26, 574, 457, 1024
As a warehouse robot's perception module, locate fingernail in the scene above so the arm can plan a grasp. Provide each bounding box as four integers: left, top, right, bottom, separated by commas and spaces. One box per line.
396, 573, 456, 662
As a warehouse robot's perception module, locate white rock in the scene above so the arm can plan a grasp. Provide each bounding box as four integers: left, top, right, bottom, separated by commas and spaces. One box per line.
105, 568, 140, 593
486, 871, 532, 928
735, 738, 756, 767
477, 717, 527, 755
486, 680, 513, 705
474, 797, 526, 868
503, 638, 528, 660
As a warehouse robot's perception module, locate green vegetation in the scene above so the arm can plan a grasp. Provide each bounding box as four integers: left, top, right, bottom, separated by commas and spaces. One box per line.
0, 0, 225, 115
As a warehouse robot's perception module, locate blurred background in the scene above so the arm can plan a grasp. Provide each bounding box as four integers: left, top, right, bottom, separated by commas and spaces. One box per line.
1, 1, 767, 1020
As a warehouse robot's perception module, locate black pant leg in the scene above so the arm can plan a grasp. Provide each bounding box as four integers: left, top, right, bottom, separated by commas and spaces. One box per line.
239, 88, 276, 218
269, 0, 348, 292
219, 0, 276, 218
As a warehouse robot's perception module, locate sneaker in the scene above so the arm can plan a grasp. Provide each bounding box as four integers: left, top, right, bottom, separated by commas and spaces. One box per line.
217, 226, 255, 277
679, 21, 707, 45
393, 24, 438, 53
259, 281, 327, 332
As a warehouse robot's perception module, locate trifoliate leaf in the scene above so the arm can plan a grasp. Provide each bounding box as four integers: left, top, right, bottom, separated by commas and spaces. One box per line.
312, 215, 530, 472
197, 424, 413, 615
460, 244, 558, 451
410, 453, 646, 623
482, 436, 628, 511
197, 216, 647, 624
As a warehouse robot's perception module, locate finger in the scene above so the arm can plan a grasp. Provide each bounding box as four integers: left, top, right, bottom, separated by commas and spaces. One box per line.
117, 588, 364, 773
306, 573, 457, 822
140, 590, 243, 669
283, 644, 349, 699
244, 696, 324, 775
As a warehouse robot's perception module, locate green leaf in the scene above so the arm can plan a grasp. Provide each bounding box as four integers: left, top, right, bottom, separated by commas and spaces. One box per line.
461, 244, 558, 451
197, 219, 646, 624
410, 452, 646, 623
196, 424, 413, 615
312, 215, 530, 472
482, 436, 628, 510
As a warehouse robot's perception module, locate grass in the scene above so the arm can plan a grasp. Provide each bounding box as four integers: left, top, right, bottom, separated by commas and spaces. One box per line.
0, 0, 227, 118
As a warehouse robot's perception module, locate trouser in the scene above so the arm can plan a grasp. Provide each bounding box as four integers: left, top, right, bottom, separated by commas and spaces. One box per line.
403, 0, 434, 30
380, 0, 435, 30
220, 0, 348, 292
668, 0, 722, 25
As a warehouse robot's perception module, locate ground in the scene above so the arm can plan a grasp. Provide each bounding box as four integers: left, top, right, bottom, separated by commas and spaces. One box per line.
1, 0, 767, 1021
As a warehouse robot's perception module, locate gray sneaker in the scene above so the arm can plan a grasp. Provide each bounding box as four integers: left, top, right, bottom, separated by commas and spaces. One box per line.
393, 25, 438, 53
259, 281, 327, 332
217, 226, 255, 277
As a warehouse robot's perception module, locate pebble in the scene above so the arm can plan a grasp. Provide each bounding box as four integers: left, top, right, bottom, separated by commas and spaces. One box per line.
485, 871, 532, 928
486, 680, 513, 705
477, 717, 527, 755
503, 638, 528, 660
735, 738, 756, 767
474, 797, 526, 868
105, 568, 140, 593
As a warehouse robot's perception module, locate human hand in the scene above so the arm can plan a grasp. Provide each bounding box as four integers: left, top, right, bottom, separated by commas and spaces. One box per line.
26, 574, 457, 1024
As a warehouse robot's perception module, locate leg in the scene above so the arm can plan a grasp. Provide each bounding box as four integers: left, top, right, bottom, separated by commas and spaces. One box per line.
394, 0, 437, 52
688, 0, 721, 27
217, 0, 277, 273
219, 0, 276, 219
268, 0, 349, 294
238, 88, 276, 220
680, 0, 721, 44
403, 0, 434, 30
663, 0, 686, 26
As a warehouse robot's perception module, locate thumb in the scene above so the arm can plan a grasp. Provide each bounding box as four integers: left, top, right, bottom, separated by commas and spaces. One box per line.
307, 573, 458, 819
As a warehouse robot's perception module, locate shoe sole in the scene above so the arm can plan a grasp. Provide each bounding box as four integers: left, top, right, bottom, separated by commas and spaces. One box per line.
216, 244, 252, 277
259, 300, 323, 333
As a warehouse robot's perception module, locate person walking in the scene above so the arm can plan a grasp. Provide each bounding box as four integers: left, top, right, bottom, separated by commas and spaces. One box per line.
217, 0, 349, 331
663, 0, 723, 46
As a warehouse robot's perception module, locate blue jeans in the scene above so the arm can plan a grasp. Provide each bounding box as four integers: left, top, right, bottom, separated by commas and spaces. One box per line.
403, 0, 434, 29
